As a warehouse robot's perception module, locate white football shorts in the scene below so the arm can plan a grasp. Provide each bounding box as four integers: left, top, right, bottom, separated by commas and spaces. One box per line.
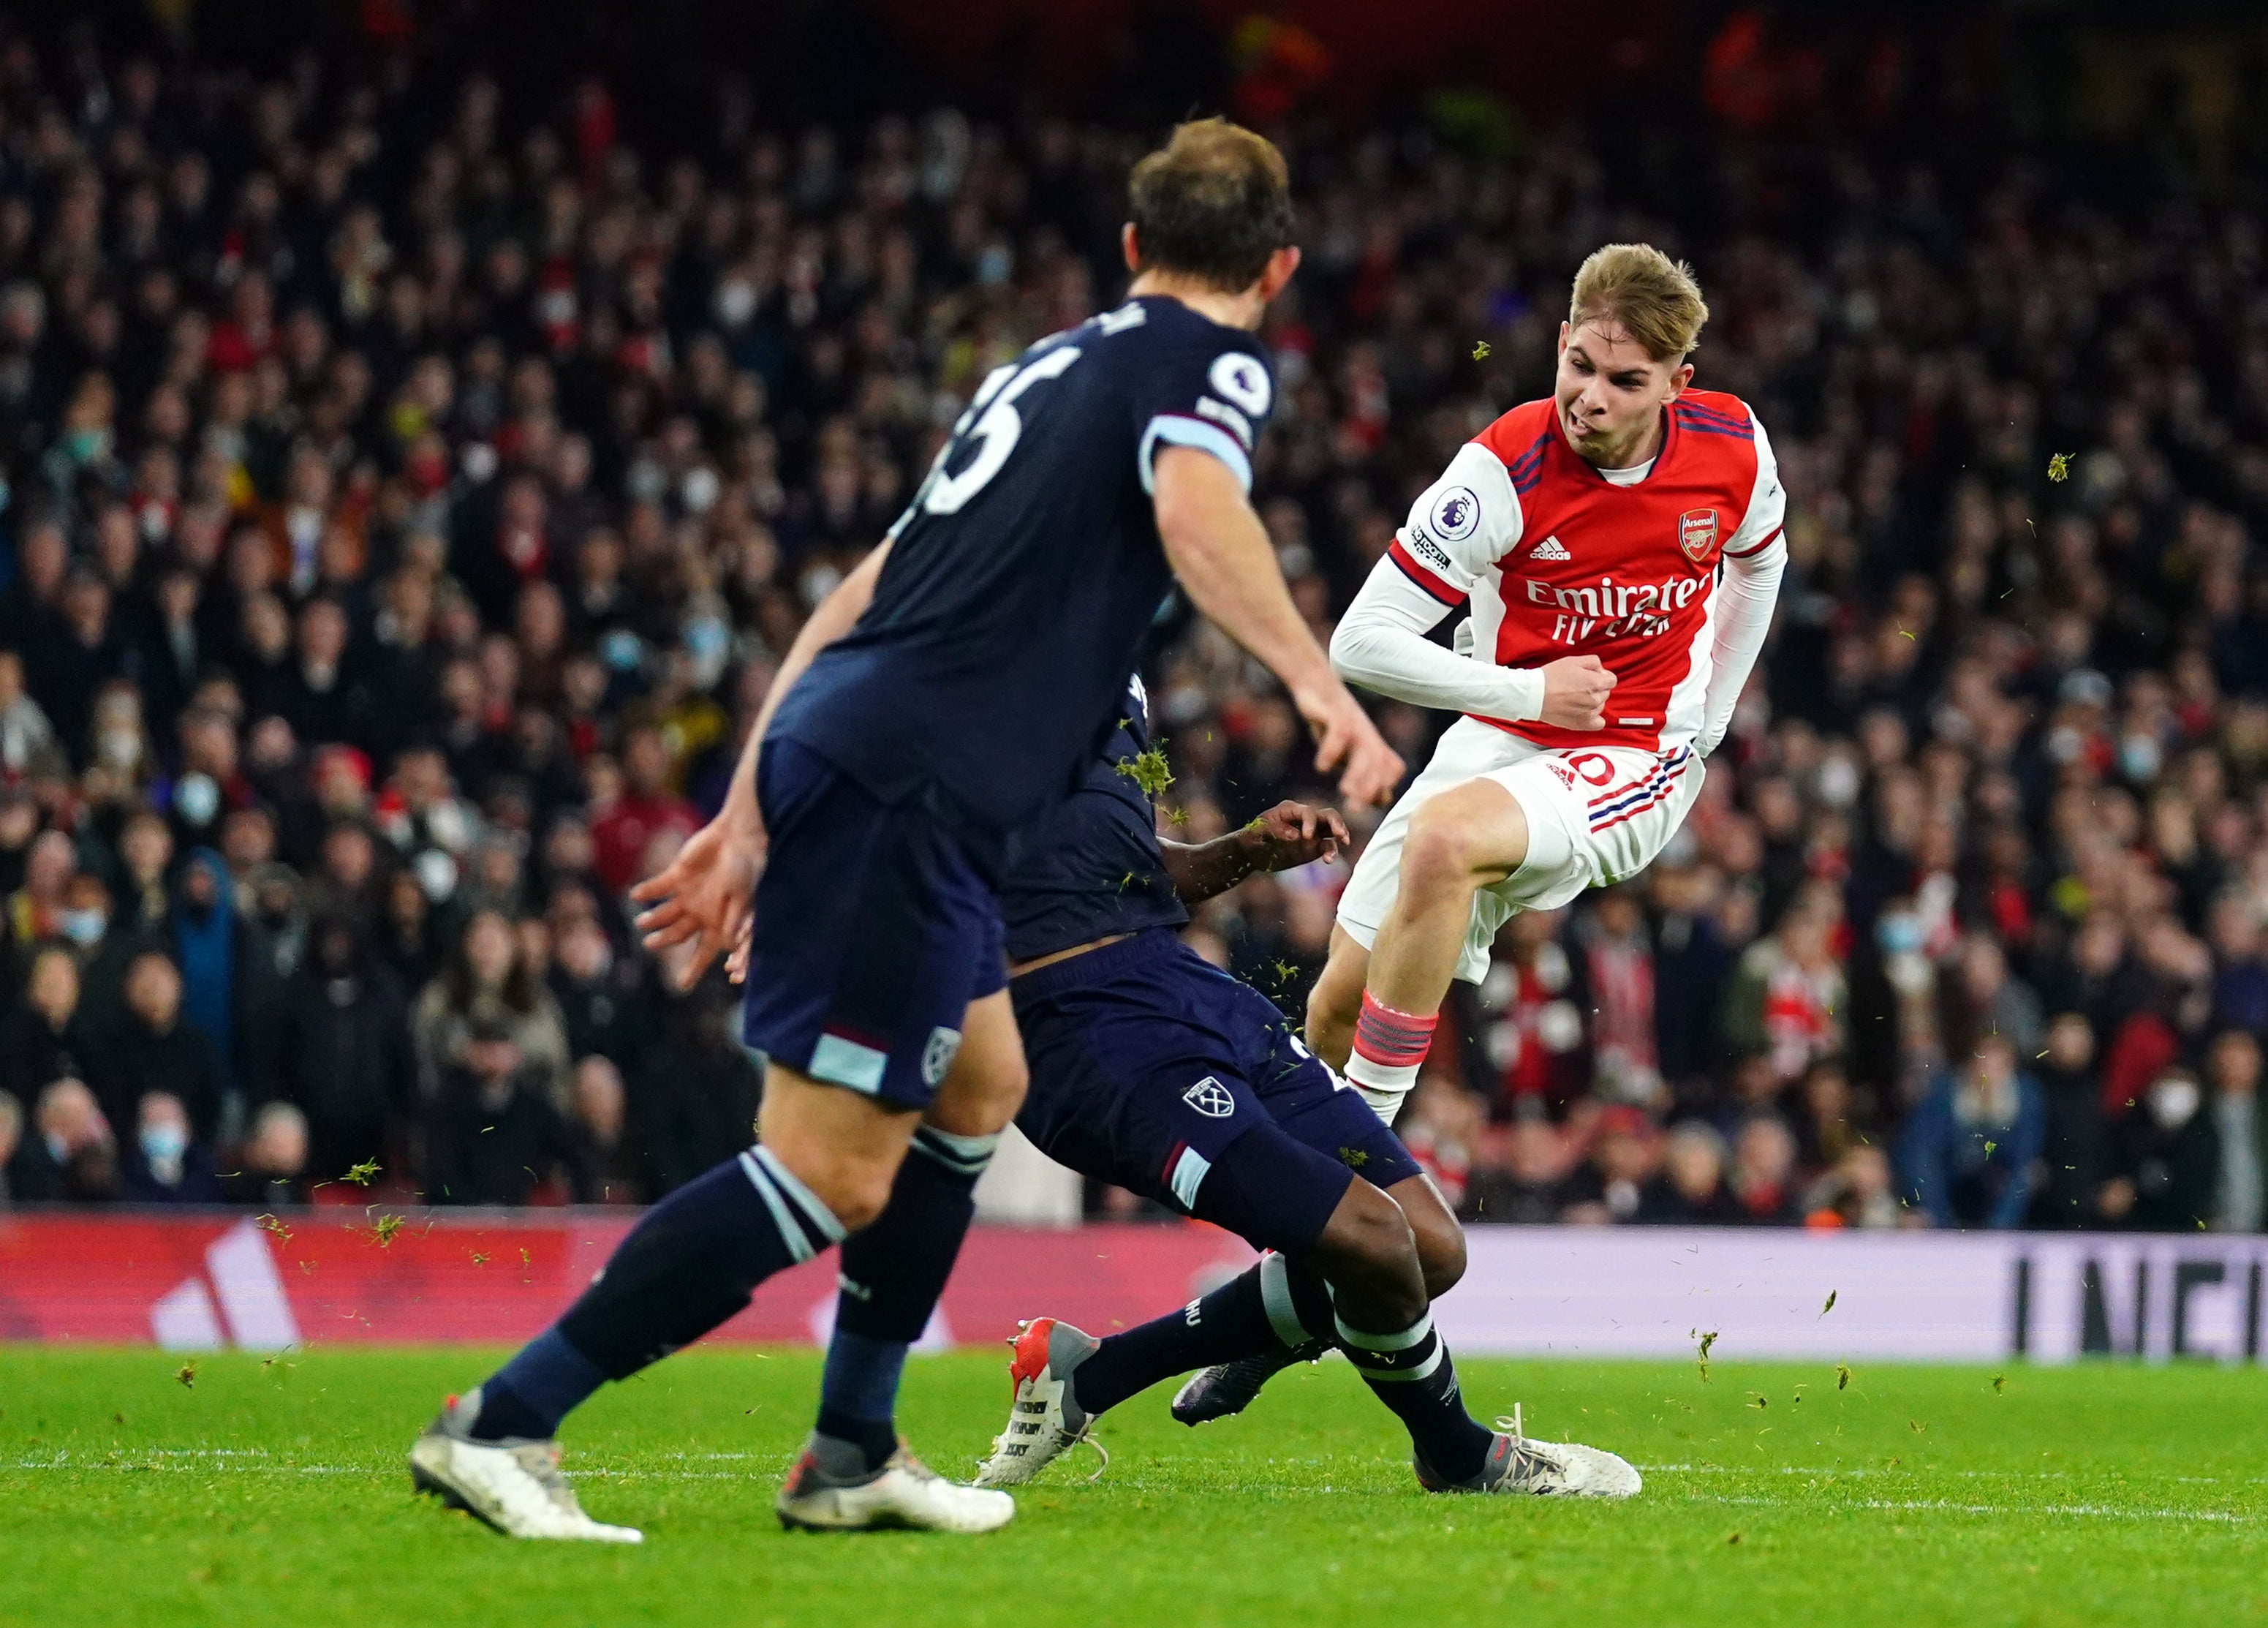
1336, 716, 1706, 984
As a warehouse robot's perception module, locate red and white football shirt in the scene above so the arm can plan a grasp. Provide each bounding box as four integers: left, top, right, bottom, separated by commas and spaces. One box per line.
1386, 390, 1783, 754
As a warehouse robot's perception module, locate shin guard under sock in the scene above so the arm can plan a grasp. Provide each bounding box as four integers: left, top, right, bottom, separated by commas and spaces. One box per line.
556, 1147, 844, 1382
1345, 991, 1436, 1102
815, 1125, 998, 1470
1075, 1265, 1283, 1417
1335, 1306, 1494, 1483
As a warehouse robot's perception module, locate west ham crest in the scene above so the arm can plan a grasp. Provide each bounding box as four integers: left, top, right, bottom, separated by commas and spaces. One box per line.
1182, 1076, 1236, 1119
1678, 508, 1720, 565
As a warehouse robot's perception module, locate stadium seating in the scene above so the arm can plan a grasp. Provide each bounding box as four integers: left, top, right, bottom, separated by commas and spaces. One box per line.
0, 12, 2256, 1241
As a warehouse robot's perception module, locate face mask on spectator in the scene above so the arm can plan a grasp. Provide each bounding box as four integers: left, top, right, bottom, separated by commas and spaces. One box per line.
627, 456, 668, 505
58, 908, 106, 946
1815, 753, 1860, 808
415, 847, 459, 902
2150, 1075, 2201, 1130
1875, 911, 1923, 957
2119, 734, 2161, 783
714, 277, 757, 328
140, 1121, 187, 1165
684, 615, 730, 687
173, 772, 219, 827
601, 628, 644, 673
99, 728, 140, 769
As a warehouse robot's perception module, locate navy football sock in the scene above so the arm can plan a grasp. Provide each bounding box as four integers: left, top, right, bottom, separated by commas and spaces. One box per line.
1073, 1264, 1290, 1417
1336, 1307, 1494, 1483
467, 1147, 844, 1442
814, 1125, 997, 1471
471, 1330, 606, 1440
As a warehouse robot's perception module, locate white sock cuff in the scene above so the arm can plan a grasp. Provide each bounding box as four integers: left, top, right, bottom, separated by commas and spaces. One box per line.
1257, 1251, 1312, 1349
911, 1124, 1002, 1178
1344, 1051, 1421, 1098
741, 1145, 849, 1254
1334, 1308, 1434, 1353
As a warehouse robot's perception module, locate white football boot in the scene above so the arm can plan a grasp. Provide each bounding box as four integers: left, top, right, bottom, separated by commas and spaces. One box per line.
776, 1438, 1015, 1533
973, 1317, 1108, 1488
409, 1387, 644, 1542
1414, 1403, 1642, 1499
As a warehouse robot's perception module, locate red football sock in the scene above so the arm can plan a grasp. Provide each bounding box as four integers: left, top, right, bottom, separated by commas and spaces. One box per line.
1346, 990, 1436, 1095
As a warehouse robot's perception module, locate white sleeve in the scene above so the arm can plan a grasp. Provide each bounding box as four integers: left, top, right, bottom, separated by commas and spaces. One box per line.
1698, 418, 1788, 755
1383, 440, 1523, 602
1331, 557, 1546, 721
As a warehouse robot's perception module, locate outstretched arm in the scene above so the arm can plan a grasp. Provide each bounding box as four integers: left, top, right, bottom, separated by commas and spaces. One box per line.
630, 540, 892, 987
1160, 799, 1349, 907
1153, 447, 1402, 806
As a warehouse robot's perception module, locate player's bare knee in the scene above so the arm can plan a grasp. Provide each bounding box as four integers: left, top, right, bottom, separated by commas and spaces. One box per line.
990, 1049, 1031, 1116
1410, 1206, 1467, 1300
1315, 1183, 1426, 1325
1396, 801, 1483, 899
929, 1053, 1027, 1137
819, 1165, 896, 1235
765, 1140, 899, 1233
1383, 1174, 1464, 1297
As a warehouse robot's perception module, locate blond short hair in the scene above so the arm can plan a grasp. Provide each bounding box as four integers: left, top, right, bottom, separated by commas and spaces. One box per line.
1568, 244, 1709, 361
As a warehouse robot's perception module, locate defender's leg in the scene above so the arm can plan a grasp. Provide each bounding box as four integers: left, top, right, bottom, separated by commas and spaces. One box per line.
809, 992, 1027, 1471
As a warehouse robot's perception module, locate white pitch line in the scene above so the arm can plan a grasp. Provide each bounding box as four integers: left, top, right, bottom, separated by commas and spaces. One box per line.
1682, 1492, 2253, 1525
1644, 1463, 2265, 1485
1, 1457, 776, 1480
5, 1457, 2257, 1520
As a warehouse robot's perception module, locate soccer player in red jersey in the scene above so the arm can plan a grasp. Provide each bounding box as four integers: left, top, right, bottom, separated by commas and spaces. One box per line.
1309, 244, 1787, 1116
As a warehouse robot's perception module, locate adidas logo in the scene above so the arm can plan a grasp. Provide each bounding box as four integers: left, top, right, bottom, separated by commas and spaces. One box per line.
151, 1218, 302, 1352
1530, 535, 1570, 561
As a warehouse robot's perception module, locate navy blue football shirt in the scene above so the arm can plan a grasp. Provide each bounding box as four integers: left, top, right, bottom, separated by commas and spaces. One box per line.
1000, 678, 1187, 962
765, 295, 1275, 853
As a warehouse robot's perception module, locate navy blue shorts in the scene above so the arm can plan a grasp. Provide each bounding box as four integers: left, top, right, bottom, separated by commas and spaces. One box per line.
741, 737, 1007, 1111
1010, 928, 1423, 1255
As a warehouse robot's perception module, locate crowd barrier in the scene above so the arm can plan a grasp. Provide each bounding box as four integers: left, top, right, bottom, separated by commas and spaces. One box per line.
1, 1210, 2262, 1363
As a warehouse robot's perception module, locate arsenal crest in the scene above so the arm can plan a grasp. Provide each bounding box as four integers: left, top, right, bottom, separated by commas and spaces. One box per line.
1678, 508, 1720, 564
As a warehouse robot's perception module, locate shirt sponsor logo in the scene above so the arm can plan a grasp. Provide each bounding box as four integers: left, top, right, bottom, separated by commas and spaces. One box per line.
1429, 486, 1482, 543
1518, 573, 1703, 644
1679, 508, 1720, 564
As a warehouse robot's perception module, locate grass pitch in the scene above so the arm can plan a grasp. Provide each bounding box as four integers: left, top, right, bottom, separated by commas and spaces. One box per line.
1, 1346, 2263, 1627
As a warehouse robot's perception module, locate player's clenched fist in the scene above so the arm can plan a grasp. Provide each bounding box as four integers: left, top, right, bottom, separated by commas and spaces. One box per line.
1538, 655, 1617, 730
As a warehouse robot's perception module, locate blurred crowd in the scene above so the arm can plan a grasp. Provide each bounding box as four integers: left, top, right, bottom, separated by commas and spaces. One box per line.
0, 18, 2261, 1235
